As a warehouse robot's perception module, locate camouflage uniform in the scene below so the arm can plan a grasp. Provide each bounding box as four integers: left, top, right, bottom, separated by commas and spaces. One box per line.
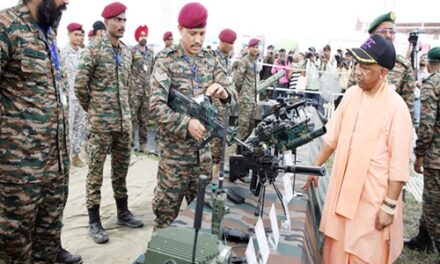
414, 70, 440, 251
0, 2, 69, 263
150, 44, 235, 228
60, 43, 87, 155
129, 45, 155, 147
74, 35, 132, 209
211, 48, 233, 164
348, 55, 416, 122
234, 54, 259, 141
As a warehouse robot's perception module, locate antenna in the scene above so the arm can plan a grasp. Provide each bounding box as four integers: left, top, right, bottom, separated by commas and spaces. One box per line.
192, 175, 208, 264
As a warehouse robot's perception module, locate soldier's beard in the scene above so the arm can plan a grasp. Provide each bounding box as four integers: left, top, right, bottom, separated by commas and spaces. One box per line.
37, 0, 67, 30
139, 39, 147, 47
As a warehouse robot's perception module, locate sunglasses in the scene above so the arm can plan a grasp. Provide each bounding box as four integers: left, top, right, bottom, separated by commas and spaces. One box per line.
375, 28, 396, 35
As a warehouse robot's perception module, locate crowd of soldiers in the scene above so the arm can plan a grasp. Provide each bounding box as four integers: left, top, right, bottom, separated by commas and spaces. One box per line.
0, 0, 439, 263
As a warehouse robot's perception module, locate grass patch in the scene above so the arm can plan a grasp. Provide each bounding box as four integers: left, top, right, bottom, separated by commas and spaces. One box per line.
396, 193, 439, 263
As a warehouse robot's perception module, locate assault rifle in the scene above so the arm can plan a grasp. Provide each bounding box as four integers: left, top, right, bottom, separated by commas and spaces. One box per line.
167, 88, 236, 147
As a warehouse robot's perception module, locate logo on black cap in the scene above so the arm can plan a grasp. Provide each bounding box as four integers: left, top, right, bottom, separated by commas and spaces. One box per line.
348, 34, 396, 70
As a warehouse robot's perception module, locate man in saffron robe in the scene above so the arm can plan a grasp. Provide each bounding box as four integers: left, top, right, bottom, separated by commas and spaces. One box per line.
303, 34, 413, 263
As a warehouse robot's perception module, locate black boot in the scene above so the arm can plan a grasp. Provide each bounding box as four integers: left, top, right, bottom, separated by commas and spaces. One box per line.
88, 205, 109, 244
404, 222, 434, 252
115, 197, 144, 228
56, 247, 82, 264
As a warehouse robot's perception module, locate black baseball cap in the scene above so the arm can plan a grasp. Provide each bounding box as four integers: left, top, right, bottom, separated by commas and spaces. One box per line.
348, 34, 395, 70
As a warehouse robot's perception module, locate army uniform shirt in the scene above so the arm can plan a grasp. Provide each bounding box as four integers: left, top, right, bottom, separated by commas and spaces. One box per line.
61, 43, 87, 155
211, 49, 236, 163
75, 36, 132, 133
60, 43, 82, 99
0, 2, 69, 184
415, 70, 440, 169
130, 45, 155, 98
149, 44, 234, 165
234, 54, 260, 105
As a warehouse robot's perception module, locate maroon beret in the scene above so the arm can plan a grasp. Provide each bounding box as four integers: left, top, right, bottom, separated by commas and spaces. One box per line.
248, 38, 260, 47
134, 25, 148, 41
101, 2, 127, 19
163, 31, 173, 41
67, 22, 83, 32
219, 29, 237, 44
88, 30, 94, 37
178, 2, 208, 29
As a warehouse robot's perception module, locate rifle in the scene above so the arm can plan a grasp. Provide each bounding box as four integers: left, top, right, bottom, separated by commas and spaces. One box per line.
167, 88, 235, 147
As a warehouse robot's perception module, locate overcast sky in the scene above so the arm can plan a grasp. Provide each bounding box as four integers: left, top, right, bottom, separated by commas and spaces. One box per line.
1, 0, 439, 53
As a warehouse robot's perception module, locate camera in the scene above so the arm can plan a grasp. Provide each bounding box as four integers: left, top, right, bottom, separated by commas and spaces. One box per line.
408, 30, 420, 46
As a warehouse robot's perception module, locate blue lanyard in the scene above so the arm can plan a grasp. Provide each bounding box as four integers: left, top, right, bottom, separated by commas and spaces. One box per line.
37, 26, 61, 80
183, 56, 199, 90
138, 47, 148, 65
111, 46, 123, 67
216, 50, 228, 70
252, 62, 257, 74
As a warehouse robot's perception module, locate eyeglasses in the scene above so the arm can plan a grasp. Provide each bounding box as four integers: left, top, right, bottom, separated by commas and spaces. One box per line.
375, 28, 396, 35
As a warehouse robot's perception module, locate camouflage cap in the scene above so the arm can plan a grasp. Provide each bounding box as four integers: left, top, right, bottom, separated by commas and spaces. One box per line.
427, 47, 440, 62
368, 11, 396, 34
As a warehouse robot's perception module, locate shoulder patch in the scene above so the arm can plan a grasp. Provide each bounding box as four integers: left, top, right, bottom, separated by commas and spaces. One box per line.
158, 46, 177, 59
0, 6, 21, 32
154, 71, 168, 82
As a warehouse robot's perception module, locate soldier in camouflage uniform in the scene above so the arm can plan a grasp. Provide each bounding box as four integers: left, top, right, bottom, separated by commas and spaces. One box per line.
410, 48, 440, 255
211, 29, 237, 177
0, 0, 82, 263
61, 22, 87, 168
150, 2, 236, 229
74, 2, 143, 244
130, 25, 155, 153
348, 12, 416, 123
89, 20, 106, 46
235, 38, 261, 141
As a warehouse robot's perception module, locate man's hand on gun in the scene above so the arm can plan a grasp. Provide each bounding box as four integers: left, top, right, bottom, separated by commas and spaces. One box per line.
301, 176, 319, 191
206, 83, 228, 100
188, 119, 206, 141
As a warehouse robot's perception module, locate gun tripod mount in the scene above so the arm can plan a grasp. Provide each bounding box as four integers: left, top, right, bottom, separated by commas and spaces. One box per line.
253, 160, 326, 218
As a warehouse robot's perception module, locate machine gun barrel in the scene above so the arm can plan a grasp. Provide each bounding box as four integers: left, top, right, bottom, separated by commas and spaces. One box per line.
282, 165, 326, 176
285, 126, 326, 149
257, 69, 285, 95
263, 100, 306, 120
